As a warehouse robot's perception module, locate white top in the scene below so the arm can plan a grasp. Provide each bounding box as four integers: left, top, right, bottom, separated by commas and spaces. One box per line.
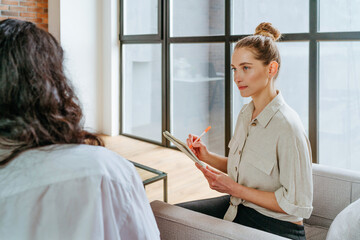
326, 198, 360, 240
224, 91, 313, 223
0, 144, 160, 240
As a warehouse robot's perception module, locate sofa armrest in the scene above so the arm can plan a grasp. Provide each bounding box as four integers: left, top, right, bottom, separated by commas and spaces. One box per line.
307, 164, 360, 228
150, 200, 289, 240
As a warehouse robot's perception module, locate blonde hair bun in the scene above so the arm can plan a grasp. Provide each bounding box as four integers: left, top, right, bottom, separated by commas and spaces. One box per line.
254, 22, 281, 41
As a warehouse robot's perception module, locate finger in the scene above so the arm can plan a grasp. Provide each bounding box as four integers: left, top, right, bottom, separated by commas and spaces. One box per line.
187, 134, 193, 145
202, 168, 217, 180
195, 163, 203, 170
187, 139, 196, 150
196, 164, 209, 177
209, 181, 220, 190
198, 165, 208, 174
192, 147, 198, 154
207, 180, 214, 189
199, 166, 214, 180
191, 135, 199, 142
206, 166, 220, 175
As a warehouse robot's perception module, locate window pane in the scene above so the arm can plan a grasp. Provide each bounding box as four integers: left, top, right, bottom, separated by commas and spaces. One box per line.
171, 43, 225, 155
319, 42, 360, 170
231, 43, 251, 134
124, 0, 158, 35
231, 0, 309, 35
231, 42, 309, 135
122, 44, 162, 142
170, 0, 225, 37
320, 0, 360, 32
277, 42, 309, 134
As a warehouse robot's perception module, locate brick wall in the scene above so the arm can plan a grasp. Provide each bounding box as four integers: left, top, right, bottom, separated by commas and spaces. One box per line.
0, 0, 48, 30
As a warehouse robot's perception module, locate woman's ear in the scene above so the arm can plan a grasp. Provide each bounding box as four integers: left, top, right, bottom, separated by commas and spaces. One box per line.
268, 61, 279, 78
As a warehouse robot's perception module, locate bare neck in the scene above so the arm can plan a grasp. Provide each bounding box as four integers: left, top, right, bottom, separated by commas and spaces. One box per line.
251, 87, 277, 120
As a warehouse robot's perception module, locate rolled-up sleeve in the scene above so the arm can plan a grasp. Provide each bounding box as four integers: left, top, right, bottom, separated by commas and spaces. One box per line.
274, 131, 313, 219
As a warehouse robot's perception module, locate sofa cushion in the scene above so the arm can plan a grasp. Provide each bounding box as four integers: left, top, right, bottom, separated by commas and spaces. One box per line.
325, 198, 360, 240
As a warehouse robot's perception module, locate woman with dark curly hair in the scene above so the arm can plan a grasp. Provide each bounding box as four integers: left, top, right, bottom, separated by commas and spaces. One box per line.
0, 19, 159, 239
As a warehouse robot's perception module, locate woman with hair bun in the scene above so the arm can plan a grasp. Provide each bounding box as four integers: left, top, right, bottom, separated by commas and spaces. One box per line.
180, 22, 313, 240
0, 19, 159, 239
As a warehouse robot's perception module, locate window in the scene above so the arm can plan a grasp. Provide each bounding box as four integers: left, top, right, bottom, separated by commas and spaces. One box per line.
122, 44, 162, 142
170, 43, 225, 154
170, 0, 225, 37
123, 0, 159, 35
319, 42, 360, 170
120, 0, 360, 171
319, 0, 360, 32
231, 0, 309, 34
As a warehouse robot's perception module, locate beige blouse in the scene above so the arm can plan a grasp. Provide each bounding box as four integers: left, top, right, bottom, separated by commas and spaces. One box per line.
224, 91, 313, 223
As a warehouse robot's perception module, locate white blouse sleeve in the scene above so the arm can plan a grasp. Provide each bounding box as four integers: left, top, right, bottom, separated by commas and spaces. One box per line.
274, 131, 314, 219
101, 166, 160, 240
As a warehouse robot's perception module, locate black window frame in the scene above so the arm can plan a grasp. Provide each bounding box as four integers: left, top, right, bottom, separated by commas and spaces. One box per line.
119, 0, 360, 163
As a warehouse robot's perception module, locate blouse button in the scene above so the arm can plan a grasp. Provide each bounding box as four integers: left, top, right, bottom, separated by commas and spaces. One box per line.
238, 150, 242, 155
235, 166, 238, 171
251, 122, 257, 126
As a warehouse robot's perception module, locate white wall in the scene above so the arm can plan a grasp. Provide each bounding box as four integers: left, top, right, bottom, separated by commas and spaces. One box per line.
102, 0, 120, 136
48, 0, 120, 136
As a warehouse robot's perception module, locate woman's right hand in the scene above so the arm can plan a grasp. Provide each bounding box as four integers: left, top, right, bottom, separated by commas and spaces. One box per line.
186, 134, 210, 162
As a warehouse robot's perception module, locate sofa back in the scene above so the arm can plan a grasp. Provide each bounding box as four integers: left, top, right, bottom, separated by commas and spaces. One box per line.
305, 163, 360, 228
150, 200, 288, 240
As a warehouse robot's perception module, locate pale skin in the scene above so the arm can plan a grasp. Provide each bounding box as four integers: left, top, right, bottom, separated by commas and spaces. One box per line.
186, 47, 303, 225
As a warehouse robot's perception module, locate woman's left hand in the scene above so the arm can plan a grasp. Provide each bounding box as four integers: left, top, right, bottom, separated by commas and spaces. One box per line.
195, 163, 237, 195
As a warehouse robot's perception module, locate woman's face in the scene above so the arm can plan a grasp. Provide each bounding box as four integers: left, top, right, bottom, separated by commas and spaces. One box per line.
231, 47, 271, 98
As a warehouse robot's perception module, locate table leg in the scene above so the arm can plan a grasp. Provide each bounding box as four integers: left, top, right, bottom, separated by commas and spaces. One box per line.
163, 175, 168, 203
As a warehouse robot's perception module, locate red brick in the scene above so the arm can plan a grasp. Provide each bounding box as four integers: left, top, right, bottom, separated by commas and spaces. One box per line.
20, 2, 36, 7
27, 7, 43, 13
42, 17, 47, 23
37, 2, 46, 8
8, 16, 26, 21
9, 6, 26, 11
0, 5, 9, 10
36, 12, 46, 18
1, 0, 18, 6
1, 10, 18, 16
20, 12, 35, 17
41, 0, 47, 3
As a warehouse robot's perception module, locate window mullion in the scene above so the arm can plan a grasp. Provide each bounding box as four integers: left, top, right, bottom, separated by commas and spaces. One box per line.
309, 0, 319, 163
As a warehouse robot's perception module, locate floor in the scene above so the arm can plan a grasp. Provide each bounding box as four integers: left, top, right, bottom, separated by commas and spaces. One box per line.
102, 135, 224, 204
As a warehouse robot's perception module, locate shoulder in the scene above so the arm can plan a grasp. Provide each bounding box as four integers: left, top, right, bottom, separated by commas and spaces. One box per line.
274, 103, 306, 139
0, 144, 138, 199
239, 102, 253, 115
52, 144, 136, 180
23, 144, 136, 183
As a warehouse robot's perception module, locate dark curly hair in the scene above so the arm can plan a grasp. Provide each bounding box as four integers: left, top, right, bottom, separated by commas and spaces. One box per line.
0, 19, 104, 166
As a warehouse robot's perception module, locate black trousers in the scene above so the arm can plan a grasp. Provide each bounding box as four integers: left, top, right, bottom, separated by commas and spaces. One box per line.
177, 195, 306, 240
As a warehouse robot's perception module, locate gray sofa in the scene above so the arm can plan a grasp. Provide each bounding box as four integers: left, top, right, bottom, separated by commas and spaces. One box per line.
150, 163, 360, 240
